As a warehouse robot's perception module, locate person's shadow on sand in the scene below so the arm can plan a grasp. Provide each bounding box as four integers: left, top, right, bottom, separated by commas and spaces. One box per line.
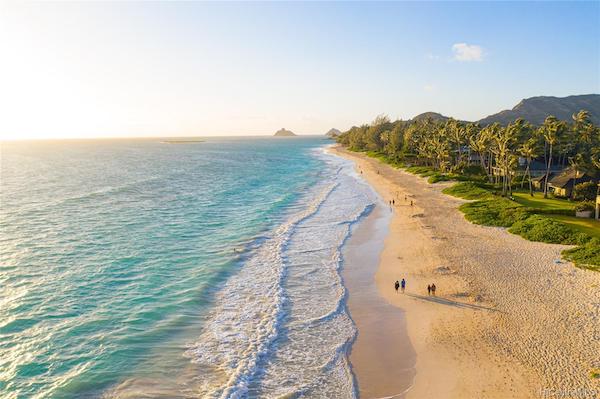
407, 293, 501, 313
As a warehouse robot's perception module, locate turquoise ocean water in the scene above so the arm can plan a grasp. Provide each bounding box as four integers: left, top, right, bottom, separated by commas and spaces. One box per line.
0, 137, 377, 398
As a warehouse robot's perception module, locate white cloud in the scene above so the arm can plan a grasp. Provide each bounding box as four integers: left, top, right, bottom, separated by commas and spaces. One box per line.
452, 43, 484, 62
423, 84, 435, 92
426, 53, 440, 61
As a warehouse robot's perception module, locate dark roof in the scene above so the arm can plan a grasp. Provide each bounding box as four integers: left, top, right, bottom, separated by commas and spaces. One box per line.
549, 170, 595, 188
532, 172, 555, 183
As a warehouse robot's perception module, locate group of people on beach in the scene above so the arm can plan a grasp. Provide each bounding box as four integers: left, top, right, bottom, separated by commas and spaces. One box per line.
394, 279, 406, 293
394, 279, 437, 296
427, 283, 437, 296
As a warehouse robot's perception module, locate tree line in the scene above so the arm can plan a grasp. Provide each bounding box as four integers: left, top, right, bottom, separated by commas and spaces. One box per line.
336, 111, 600, 198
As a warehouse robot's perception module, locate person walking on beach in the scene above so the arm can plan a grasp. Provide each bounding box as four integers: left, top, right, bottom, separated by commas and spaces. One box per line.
410, 200, 413, 206
394, 280, 400, 292
431, 283, 436, 296
427, 284, 431, 295
392, 199, 395, 206
401, 278, 406, 293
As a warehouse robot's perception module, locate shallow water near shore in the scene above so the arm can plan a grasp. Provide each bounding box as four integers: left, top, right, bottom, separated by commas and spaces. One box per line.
1, 137, 382, 398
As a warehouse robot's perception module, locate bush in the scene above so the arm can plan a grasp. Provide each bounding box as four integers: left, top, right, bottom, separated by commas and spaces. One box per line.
563, 238, 600, 271
459, 199, 530, 227
533, 208, 576, 216
405, 166, 437, 177
428, 173, 451, 183
573, 181, 598, 201
508, 215, 586, 244
574, 201, 595, 212
443, 182, 494, 200
460, 164, 486, 176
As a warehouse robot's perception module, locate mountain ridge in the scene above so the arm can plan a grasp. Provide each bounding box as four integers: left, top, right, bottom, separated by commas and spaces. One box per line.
477, 94, 600, 126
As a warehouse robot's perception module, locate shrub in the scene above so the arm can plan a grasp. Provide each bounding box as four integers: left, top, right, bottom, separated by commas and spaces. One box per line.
574, 201, 595, 212
573, 181, 598, 201
508, 215, 585, 244
563, 238, 600, 271
443, 182, 493, 200
459, 199, 530, 227
428, 173, 451, 183
460, 165, 486, 176
533, 208, 576, 217
405, 166, 437, 177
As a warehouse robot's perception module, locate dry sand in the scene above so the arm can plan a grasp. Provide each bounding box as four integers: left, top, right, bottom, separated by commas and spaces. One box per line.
330, 145, 600, 399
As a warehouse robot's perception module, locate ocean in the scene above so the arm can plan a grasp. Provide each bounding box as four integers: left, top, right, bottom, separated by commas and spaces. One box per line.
0, 137, 377, 398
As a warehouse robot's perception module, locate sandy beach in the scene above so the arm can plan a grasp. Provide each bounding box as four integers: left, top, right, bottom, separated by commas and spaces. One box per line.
331, 145, 600, 399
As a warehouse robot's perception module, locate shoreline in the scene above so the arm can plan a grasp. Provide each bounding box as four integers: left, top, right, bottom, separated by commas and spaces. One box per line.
330, 145, 600, 398
341, 197, 416, 398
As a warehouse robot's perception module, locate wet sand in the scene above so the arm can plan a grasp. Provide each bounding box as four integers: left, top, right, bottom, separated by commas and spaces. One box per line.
342, 203, 416, 398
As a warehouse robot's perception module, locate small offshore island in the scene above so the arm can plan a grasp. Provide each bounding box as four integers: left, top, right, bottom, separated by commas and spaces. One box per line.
273, 128, 296, 137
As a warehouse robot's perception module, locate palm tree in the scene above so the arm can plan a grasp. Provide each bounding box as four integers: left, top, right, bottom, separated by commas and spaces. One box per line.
569, 110, 598, 198
468, 124, 493, 182
500, 119, 524, 196
519, 138, 539, 196
445, 119, 466, 169
540, 116, 566, 198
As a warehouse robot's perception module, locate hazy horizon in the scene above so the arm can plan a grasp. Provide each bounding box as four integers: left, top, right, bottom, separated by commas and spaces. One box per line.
1, 1, 598, 140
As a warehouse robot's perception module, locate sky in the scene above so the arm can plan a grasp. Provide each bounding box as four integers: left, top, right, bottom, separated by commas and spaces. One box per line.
0, 1, 599, 140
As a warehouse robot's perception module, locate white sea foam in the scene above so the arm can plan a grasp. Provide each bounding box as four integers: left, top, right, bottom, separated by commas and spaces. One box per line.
188, 151, 377, 398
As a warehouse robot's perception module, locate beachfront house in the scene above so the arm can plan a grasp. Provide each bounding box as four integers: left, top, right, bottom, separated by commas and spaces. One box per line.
531, 172, 556, 191
547, 169, 596, 198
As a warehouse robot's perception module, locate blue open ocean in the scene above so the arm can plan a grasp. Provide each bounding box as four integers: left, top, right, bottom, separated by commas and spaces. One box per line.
0, 137, 377, 398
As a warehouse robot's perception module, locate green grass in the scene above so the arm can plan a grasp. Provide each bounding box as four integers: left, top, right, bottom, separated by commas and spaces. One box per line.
443, 182, 494, 200
545, 215, 600, 240
511, 191, 575, 212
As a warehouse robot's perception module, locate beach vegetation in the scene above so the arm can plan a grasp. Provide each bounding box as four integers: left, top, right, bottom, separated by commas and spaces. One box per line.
563, 239, 600, 272
574, 201, 595, 212
336, 111, 600, 269
459, 199, 530, 227
508, 215, 590, 245
442, 182, 493, 200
